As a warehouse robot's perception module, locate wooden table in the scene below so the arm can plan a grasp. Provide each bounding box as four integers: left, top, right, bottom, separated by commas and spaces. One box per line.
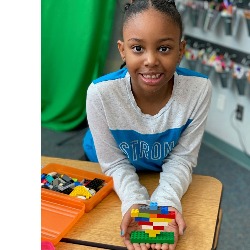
41, 156, 223, 250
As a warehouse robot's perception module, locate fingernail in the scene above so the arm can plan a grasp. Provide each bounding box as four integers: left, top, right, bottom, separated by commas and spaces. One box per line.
120, 230, 124, 236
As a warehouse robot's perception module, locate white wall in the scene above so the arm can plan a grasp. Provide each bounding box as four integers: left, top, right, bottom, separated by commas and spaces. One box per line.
179, 5, 250, 156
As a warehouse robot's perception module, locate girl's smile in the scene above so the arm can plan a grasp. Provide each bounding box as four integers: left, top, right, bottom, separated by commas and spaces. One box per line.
139, 72, 164, 86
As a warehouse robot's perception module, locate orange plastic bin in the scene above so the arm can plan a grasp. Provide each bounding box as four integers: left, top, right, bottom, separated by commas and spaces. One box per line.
41, 163, 113, 245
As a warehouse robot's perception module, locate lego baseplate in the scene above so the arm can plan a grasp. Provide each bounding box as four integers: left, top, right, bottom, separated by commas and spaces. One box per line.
130, 231, 174, 244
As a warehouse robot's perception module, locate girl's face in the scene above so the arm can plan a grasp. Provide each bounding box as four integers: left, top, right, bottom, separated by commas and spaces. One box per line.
118, 8, 186, 96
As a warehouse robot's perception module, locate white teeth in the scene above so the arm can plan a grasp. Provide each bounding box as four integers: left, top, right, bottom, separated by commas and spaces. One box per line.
143, 74, 160, 79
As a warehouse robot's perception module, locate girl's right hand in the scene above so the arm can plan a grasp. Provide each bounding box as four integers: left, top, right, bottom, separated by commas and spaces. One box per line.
120, 204, 151, 250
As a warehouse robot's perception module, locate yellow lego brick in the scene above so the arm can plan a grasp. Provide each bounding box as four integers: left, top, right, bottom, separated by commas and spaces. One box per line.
131, 209, 139, 217
145, 229, 161, 237
69, 186, 92, 199
149, 218, 172, 222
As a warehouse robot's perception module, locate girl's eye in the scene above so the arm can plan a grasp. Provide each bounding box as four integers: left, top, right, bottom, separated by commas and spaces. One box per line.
159, 46, 170, 52
132, 46, 143, 53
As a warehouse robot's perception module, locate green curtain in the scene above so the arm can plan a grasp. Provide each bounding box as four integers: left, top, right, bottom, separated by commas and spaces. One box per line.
41, 0, 116, 131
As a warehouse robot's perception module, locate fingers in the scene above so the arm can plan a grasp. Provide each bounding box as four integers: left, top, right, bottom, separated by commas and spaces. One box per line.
123, 235, 135, 250
161, 243, 170, 250
155, 243, 164, 250
121, 204, 141, 236
168, 207, 186, 236
123, 240, 149, 250
150, 243, 170, 250
168, 244, 176, 250
150, 243, 156, 249
174, 210, 186, 236
120, 212, 132, 237
136, 243, 149, 250
121, 213, 134, 249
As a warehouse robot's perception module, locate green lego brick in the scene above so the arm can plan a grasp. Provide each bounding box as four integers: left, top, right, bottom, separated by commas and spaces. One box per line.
130, 231, 174, 244
138, 212, 150, 218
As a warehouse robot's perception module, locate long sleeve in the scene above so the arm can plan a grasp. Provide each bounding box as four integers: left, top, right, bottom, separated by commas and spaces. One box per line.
86, 83, 150, 216
150, 78, 212, 213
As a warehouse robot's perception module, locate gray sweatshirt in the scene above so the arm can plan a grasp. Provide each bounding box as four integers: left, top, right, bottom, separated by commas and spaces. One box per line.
84, 67, 212, 216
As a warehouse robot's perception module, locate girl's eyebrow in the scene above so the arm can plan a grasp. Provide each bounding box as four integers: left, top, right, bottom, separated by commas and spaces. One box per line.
127, 38, 142, 42
127, 37, 175, 42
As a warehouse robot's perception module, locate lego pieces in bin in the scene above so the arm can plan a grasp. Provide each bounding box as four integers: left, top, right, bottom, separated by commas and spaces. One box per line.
130, 202, 175, 244
85, 178, 105, 192
57, 182, 75, 194
69, 186, 92, 199
80, 178, 92, 186
45, 174, 54, 184
41, 172, 105, 199
60, 174, 73, 183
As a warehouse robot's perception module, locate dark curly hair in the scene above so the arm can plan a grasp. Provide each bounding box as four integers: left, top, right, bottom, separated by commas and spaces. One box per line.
122, 0, 182, 38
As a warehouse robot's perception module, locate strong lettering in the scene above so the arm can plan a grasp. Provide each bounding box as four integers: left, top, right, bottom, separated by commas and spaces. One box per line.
119, 140, 175, 161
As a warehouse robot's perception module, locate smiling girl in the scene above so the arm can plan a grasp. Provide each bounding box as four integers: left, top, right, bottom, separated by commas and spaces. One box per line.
83, 1, 212, 249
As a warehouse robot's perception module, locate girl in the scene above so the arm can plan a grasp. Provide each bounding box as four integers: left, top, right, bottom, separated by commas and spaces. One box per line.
83, 1, 212, 249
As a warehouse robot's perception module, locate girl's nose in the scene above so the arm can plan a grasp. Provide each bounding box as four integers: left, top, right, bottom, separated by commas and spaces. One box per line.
144, 52, 159, 67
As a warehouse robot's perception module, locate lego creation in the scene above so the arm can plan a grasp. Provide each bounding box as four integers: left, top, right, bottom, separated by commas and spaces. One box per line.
130, 202, 175, 244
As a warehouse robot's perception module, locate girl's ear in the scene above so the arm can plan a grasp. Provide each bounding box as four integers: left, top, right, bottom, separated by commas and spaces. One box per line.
178, 40, 186, 64
117, 40, 125, 61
